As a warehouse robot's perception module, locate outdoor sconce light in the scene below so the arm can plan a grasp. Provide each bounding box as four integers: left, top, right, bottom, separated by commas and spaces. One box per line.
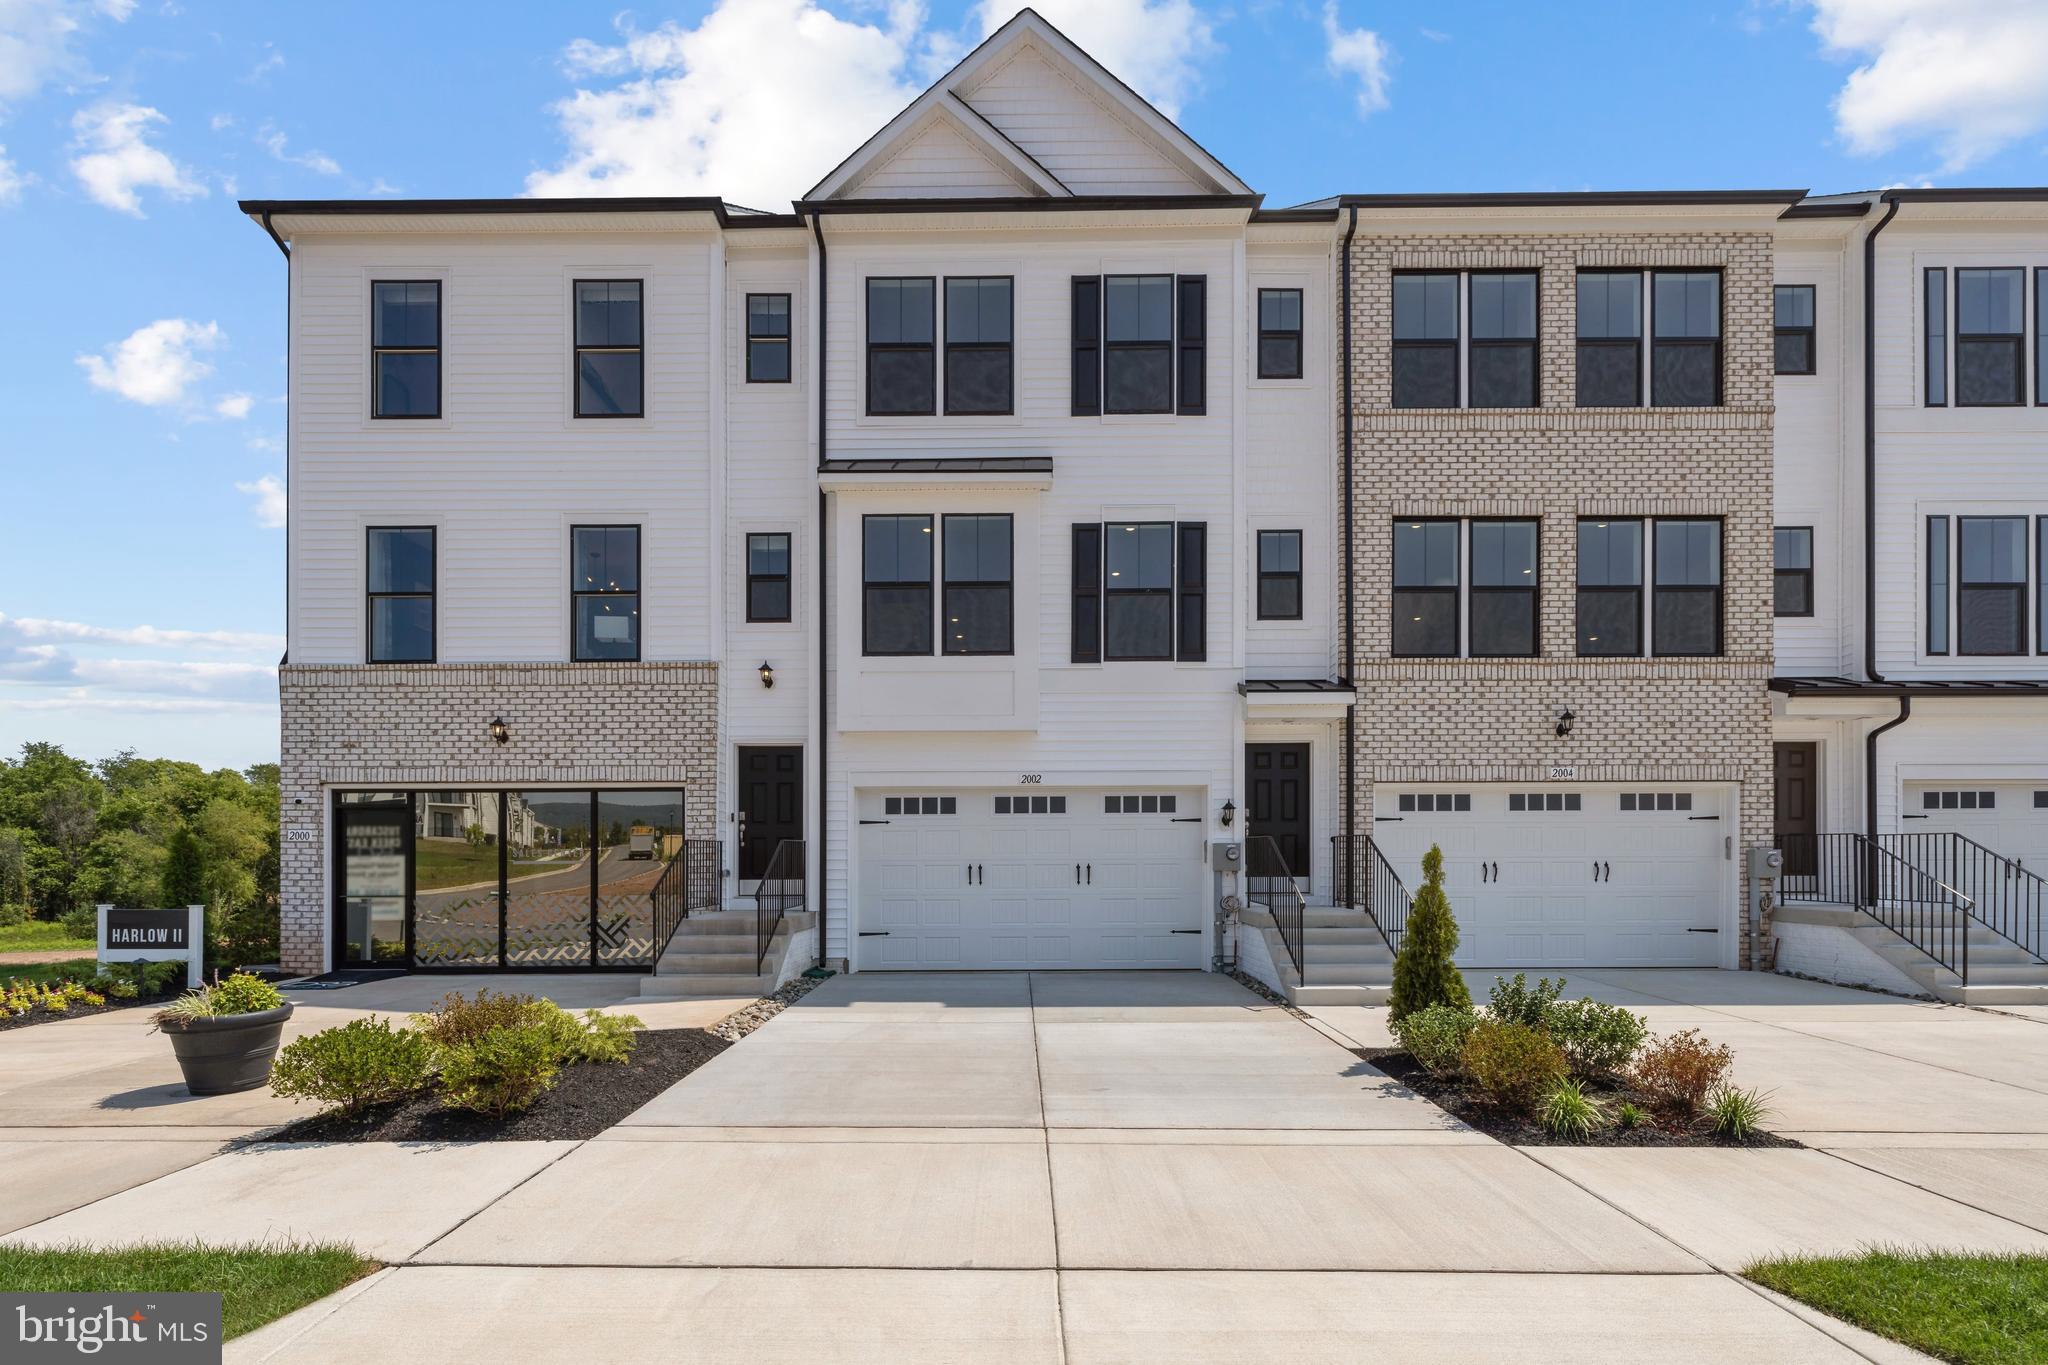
1555, 708, 1575, 739
488, 717, 511, 745
759, 661, 775, 689
1221, 799, 1236, 828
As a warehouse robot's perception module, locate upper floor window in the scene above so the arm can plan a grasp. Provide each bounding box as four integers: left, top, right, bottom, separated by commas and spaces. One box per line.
1470, 519, 1539, 656
944, 277, 1012, 415
866, 278, 935, 416
1391, 272, 1458, 408
1392, 519, 1458, 656
1576, 518, 1643, 656
1468, 272, 1538, 407
573, 280, 643, 418
1927, 514, 2031, 656
1257, 289, 1303, 379
1393, 271, 1538, 409
1774, 527, 1814, 617
1391, 519, 1537, 658
1576, 271, 1642, 407
1924, 268, 1947, 407
1651, 271, 1721, 406
941, 514, 1012, 654
1257, 530, 1302, 620
862, 514, 932, 655
1574, 517, 1721, 656
1652, 519, 1723, 656
366, 526, 434, 663
371, 281, 440, 419
746, 532, 791, 623
1070, 521, 1205, 662
1071, 274, 1206, 416
1774, 285, 1816, 376
571, 525, 640, 661
746, 294, 791, 383
1957, 268, 2025, 407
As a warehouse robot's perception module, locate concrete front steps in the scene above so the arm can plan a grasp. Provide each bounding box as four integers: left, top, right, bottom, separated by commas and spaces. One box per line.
1244, 904, 1395, 1006
1781, 902, 2048, 1004
636, 906, 810, 999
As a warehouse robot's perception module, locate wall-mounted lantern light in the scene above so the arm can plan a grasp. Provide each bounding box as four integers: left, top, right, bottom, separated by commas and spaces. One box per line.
1555, 708, 1575, 739
488, 717, 511, 745
759, 661, 775, 689
1220, 799, 1236, 828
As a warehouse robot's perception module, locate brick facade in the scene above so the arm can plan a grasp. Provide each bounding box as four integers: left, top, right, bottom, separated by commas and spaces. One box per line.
1344, 227, 1777, 965
278, 661, 720, 974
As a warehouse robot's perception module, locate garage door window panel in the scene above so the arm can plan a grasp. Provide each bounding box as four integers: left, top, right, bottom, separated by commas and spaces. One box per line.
1469, 519, 1538, 657
1393, 519, 1459, 657
863, 514, 934, 656
942, 513, 1012, 655
1576, 519, 1642, 656
1958, 515, 2027, 655
1653, 519, 1722, 657
1105, 522, 1174, 660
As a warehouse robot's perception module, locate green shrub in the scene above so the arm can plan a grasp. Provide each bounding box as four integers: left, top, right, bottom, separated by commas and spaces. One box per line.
0, 903, 26, 928
270, 1019, 434, 1114
58, 907, 96, 940
1391, 1003, 1477, 1076
1632, 1029, 1734, 1118
1706, 1084, 1774, 1141
437, 1026, 560, 1117
564, 1009, 641, 1065
413, 990, 540, 1049
1459, 1019, 1567, 1112
97, 975, 139, 1000
1540, 1076, 1604, 1140
1546, 998, 1650, 1078
153, 971, 284, 1028
1387, 846, 1473, 1025
1485, 972, 1566, 1030
1615, 1100, 1647, 1131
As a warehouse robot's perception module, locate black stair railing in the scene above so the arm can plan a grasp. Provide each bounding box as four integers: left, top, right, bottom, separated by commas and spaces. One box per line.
753, 838, 806, 973
1880, 831, 2044, 962
1244, 835, 1305, 979
1775, 832, 1972, 982
1331, 834, 1411, 956
651, 839, 721, 965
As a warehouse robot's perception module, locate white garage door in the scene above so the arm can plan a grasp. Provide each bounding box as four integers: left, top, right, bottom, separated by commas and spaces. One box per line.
1371, 784, 1731, 967
1902, 783, 2048, 875
856, 787, 1206, 970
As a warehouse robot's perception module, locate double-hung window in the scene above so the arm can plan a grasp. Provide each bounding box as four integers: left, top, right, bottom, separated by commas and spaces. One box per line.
1257, 288, 1303, 379
573, 280, 643, 418
1257, 530, 1302, 620
366, 527, 435, 663
1774, 285, 1816, 376
1652, 519, 1723, 656
944, 278, 1012, 415
1390, 519, 1536, 658
1576, 272, 1642, 406
1070, 274, 1206, 415
1393, 271, 1536, 408
1391, 520, 1459, 656
1391, 272, 1458, 408
746, 294, 790, 383
1774, 527, 1814, 617
1070, 521, 1205, 661
1651, 271, 1721, 406
1576, 519, 1644, 656
941, 514, 1012, 654
571, 525, 640, 661
866, 278, 935, 415
862, 515, 933, 655
371, 281, 440, 418
1469, 519, 1538, 656
1956, 268, 2026, 406
1468, 272, 1538, 407
1927, 515, 2029, 655
746, 533, 791, 624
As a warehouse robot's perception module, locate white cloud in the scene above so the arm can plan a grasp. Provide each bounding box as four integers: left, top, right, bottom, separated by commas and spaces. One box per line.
245, 433, 282, 454
209, 112, 234, 131
0, 616, 279, 711
0, 613, 283, 651
76, 317, 222, 406
0, 0, 132, 106
972, 0, 1220, 117
259, 124, 342, 177
214, 391, 253, 419
234, 474, 285, 528
1322, 1, 1389, 117
0, 693, 276, 716
0, 145, 22, 204
1809, 0, 2048, 173
69, 102, 205, 215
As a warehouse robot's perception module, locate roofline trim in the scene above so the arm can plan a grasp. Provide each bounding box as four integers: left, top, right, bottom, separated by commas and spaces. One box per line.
236, 197, 803, 228
1338, 189, 1808, 209
796, 193, 1261, 216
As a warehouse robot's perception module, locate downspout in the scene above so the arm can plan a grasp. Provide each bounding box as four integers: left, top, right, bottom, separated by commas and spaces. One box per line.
1861, 194, 1899, 684
1340, 204, 1359, 883
1866, 695, 1910, 844
810, 212, 830, 971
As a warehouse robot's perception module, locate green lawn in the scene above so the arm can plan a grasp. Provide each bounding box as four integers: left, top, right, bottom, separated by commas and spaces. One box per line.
1747, 1250, 2048, 1364
0, 956, 100, 988
0, 920, 96, 954
0, 1242, 379, 1341
414, 840, 577, 891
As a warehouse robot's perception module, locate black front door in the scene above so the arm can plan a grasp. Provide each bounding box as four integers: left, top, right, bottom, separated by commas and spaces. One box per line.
1247, 743, 1311, 878
334, 802, 410, 967
1775, 742, 1819, 876
738, 746, 803, 880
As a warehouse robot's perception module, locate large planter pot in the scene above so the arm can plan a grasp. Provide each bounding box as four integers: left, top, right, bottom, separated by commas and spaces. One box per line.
162, 1003, 294, 1096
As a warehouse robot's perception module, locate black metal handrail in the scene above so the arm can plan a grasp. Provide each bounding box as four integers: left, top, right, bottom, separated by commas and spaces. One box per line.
1776, 832, 1972, 982
1331, 834, 1411, 955
753, 837, 806, 973
651, 839, 720, 964
1880, 831, 2045, 961
1244, 835, 1304, 979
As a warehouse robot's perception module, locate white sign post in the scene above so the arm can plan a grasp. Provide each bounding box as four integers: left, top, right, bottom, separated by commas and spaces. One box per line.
96, 903, 205, 990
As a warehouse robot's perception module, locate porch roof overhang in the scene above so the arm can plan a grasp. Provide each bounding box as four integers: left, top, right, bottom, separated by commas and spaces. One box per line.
817, 455, 1054, 492
1238, 678, 1356, 719
1771, 676, 2048, 698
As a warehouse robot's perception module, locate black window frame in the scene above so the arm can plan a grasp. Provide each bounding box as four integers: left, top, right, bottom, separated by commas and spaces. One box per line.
1074, 521, 1204, 662
365, 525, 436, 664
1774, 284, 1816, 376
1651, 518, 1724, 658
940, 513, 1013, 656
1954, 266, 2027, 408
1576, 517, 1644, 658
1575, 269, 1643, 408
745, 292, 791, 384
1101, 273, 1176, 416
745, 531, 792, 625
1925, 267, 1948, 407
1256, 529, 1303, 621
1177, 521, 1207, 660
1391, 270, 1459, 409
862, 513, 935, 656
2037, 270, 2048, 408
569, 524, 642, 661
865, 277, 936, 417
2039, 515, 2048, 655
1650, 269, 1722, 408
1927, 515, 1950, 655
1256, 287, 1303, 380
1391, 518, 1460, 658
1774, 526, 1815, 618
943, 276, 1013, 416
1103, 520, 1176, 661
1955, 514, 2028, 657
1070, 277, 1100, 416
1072, 274, 1205, 416
1468, 517, 1540, 658
1466, 270, 1539, 409
1177, 276, 1207, 415
571, 278, 645, 419
370, 279, 442, 420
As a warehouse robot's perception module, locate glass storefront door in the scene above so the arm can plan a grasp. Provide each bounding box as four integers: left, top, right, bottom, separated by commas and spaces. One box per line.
335, 801, 409, 967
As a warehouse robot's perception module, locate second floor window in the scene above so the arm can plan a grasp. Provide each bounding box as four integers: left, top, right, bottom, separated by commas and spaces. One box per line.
941, 514, 1012, 654
1652, 519, 1723, 656
1468, 272, 1538, 407
1575, 518, 1721, 657
1392, 520, 1458, 656
867, 278, 935, 415
1104, 274, 1174, 414
573, 280, 643, 418
1257, 530, 1302, 619
1070, 521, 1205, 662
1774, 527, 1814, 617
944, 277, 1012, 415
1257, 288, 1303, 379
863, 514, 933, 655
371, 281, 440, 418
571, 525, 640, 660
366, 526, 434, 663
1652, 271, 1721, 406
1577, 271, 1642, 407
1775, 285, 1816, 375
746, 533, 791, 623
1391, 519, 1537, 657
1956, 267, 2025, 407
1577, 519, 1644, 656
1392, 272, 1458, 407
1928, 514, 2030, 656
746, 294, 790, 383
1470, 519, 1538, 656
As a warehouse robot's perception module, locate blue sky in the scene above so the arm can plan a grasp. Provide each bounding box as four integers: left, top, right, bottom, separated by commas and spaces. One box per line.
3, 0, 2045, 770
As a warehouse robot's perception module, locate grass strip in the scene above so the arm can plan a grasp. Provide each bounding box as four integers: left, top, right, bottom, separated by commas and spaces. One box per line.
1747, 1248, 2048, 1365
0, 1242, 380, 1341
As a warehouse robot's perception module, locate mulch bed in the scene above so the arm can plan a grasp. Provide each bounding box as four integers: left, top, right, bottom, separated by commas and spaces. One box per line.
0, 996, 161, 1033
1356, 1047, 1802, 1149
265, 1027, 732, 1143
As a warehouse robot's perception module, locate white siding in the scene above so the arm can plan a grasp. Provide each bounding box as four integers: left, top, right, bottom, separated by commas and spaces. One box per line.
1772, 246, 1852, 676
848, 119, 1031, 199
958, 45, 1203, 195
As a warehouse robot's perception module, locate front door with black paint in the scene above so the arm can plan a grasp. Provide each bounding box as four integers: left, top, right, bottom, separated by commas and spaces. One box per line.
1247, 743, 1311, 878
1774, 742, 1818, 876
334, 802, 410, 967
738, 746, 803, 880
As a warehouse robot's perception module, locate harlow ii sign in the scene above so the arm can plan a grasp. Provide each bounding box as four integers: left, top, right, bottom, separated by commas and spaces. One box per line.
96, 904, 205, 990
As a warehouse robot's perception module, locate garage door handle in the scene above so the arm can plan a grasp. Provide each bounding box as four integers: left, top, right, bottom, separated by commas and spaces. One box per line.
1603, 861, 1611, 882
1076, 863, 1081, 884
1087, 863, 1093, 884
1490, 861, 1498, 881
1170, 929, 1200, 935
858, 931, 889, 937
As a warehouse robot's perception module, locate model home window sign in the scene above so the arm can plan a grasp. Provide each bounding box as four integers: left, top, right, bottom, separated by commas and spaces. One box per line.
96, 903, 205, 989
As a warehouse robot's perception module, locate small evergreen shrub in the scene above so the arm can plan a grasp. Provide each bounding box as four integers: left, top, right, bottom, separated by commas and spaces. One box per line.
1387, 846, 1473, 1025
1540, 1076, 1604, 1140
1485, 972, 1566, 1030
437, 1026, 560, 1117
1459, 1019, 1567, 1111
270, 1018, 434, 1114
1632, 1029, 1735, 1118
1615, 1100, 1647, 1131
563, 1010, 642, 1065
1546, 998, 1650, 1078
1391, 1003, 1477, 1076
0, 903, 27, 928
58, 907, 96, 940
1706, 1084, 1774, 1141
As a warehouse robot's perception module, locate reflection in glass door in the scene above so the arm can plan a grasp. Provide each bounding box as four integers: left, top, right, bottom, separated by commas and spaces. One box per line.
337, 803, 409, 967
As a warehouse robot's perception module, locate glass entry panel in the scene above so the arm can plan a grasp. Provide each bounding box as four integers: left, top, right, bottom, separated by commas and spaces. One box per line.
505, 792, 596, 966
596, 792, 684, 965
336, 801, 409, 967
412, 790, 504, 967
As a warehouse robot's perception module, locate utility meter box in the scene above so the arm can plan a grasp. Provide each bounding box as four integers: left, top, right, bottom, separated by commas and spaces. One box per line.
1211, 841, 1244, 871
1748, 845, 1785, 879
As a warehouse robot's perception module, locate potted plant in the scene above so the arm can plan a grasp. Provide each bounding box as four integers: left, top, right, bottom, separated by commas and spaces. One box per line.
154, 972, 294, 1095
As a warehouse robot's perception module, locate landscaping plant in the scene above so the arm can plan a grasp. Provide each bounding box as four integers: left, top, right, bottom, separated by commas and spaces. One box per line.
270, 1018, 435, 1114
154, 971, 285, 1028
1615, 1100, 1647, 1131
436, 1024, 561, 1118
1387, 845, 1472, 1024
1458, 1018, 1567, 1111
1706, 1084, 1775, 1141
1540, 1076, 1604, 1140
1631, 1029, 1734, 1118
1484, 972, 1566, 1030
1390, 1003, 1477, 1076
1545, 997, 1650, 1078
